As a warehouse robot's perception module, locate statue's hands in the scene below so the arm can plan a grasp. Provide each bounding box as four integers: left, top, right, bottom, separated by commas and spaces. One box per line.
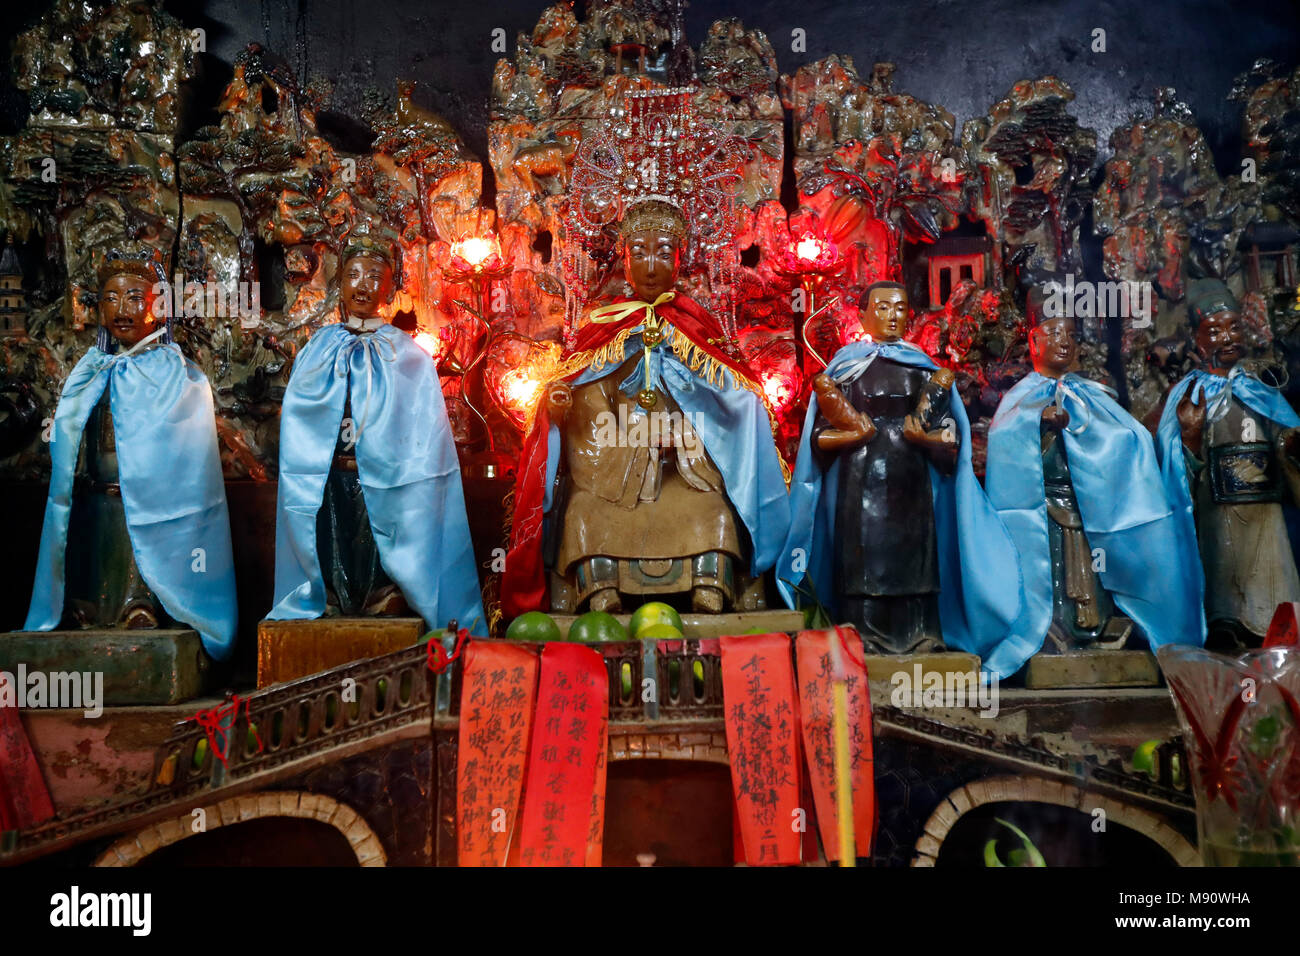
813, 374, 876, 442
811, 375, 853, 427
547, 382, 573, 422
1176, 389, 1205, 452
902, 414, 931, 446
904, 414, 960, 464
857, 412, 877, 442
1041, 404, 1070, 431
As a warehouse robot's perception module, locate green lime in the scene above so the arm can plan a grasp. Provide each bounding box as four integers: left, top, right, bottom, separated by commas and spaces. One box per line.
630, 602, 684, 639
569, 611, 629, 643
193, 738, 208, 770
637, 623, 684, 641
1132, 739, 1159, 775
506, 611, 562, 642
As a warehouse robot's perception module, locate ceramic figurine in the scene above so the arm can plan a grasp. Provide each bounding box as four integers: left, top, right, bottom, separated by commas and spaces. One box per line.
268, 224, 485, 632
779, 281, 1023, 663
502, 90, 790, 617
22, 250, 237, 660
1155, 278, 1300, 648
982, 293, 1203, 677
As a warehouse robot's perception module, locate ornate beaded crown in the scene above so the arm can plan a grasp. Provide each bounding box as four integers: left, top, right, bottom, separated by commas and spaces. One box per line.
562, 87, 750, 345
618, 199, 688, 242
341, 222, 403, 288
95, 246, 167, 288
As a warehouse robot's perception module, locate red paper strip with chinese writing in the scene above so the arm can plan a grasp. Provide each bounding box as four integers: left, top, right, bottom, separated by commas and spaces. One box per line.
457, 641, 538, 867
796, 627, 875, 861
518, 643, 608, 866
584, 706, 609, 867
720, 633, 802, 866
0, 674, 55, 831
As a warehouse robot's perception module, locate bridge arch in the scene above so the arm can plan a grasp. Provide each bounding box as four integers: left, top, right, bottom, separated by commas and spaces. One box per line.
912, 774, 1199, 867
93, 791, 387, 867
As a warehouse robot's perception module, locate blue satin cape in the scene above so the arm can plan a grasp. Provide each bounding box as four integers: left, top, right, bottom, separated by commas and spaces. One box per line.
553, 324, 791, 576
985, 372, 1204, 677
1156, 366, 1300, 589
776, 340, 1024, 672
267, 323, 485, 633
22, 344, 238, 660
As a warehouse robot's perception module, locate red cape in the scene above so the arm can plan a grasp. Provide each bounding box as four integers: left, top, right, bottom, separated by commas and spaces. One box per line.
502, 295, 754, 618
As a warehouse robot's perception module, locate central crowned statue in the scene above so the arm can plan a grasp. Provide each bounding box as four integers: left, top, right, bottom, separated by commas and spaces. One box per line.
503, 89, 791, 616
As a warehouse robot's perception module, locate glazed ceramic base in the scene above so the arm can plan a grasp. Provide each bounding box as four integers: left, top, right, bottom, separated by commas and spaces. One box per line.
0, 629, 209, 705
1024, 649, 1160, 689
256, 617, 425, 688
860, 652, 984, 688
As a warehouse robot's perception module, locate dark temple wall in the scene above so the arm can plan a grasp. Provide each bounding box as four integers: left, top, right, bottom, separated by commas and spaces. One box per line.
186, 0, 1300, 173
5, 0, 1296, 173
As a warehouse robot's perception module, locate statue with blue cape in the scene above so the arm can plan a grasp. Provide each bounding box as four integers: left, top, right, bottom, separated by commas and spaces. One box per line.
777, 281, 1023, 666
267, 226, 485, 633
22, 251, 237, 661
983, 303, 1204, 679
1154, 278, 1300, 647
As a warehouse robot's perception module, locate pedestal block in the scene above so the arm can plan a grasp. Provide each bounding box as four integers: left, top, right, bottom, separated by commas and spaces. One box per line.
860, 652, 984, 688
0, 629, 209, 705
1023, 649, 1160, 689
256, 617, 426, 688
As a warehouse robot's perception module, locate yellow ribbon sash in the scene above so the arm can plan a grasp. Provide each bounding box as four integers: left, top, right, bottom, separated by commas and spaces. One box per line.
588, 292, 676, 407
587, 291, 677, 328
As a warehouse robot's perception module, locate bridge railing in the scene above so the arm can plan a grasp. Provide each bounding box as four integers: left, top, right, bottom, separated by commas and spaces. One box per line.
149, 642, 432, 796
436, 637, 726, 722
140, 632, 1203, 807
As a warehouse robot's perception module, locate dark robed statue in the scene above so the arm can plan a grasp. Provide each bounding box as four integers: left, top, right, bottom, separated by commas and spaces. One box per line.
808, 281, 958, 654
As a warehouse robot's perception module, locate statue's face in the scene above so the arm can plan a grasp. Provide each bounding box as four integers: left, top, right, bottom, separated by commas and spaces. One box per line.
1196, 309, 1245, 373
340, 252, 395, 320
622, 229, 681, 302
99, 274, 158, 347
859, 287, 908, 342
1029, 316, 1079, 377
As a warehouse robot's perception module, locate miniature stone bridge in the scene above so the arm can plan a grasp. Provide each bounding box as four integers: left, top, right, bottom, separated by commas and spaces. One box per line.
1, 637, 1197, 867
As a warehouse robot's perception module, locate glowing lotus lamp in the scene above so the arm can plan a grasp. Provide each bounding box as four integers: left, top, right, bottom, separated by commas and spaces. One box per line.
483, 336, 561, 430
792, 234, 838, 272
773, 227, 843, 372
761, 369, 799, 415
499, 369, 544, 425
441, 230, 513, 452
413, 330, 446, 360
448, 233, 508, 278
